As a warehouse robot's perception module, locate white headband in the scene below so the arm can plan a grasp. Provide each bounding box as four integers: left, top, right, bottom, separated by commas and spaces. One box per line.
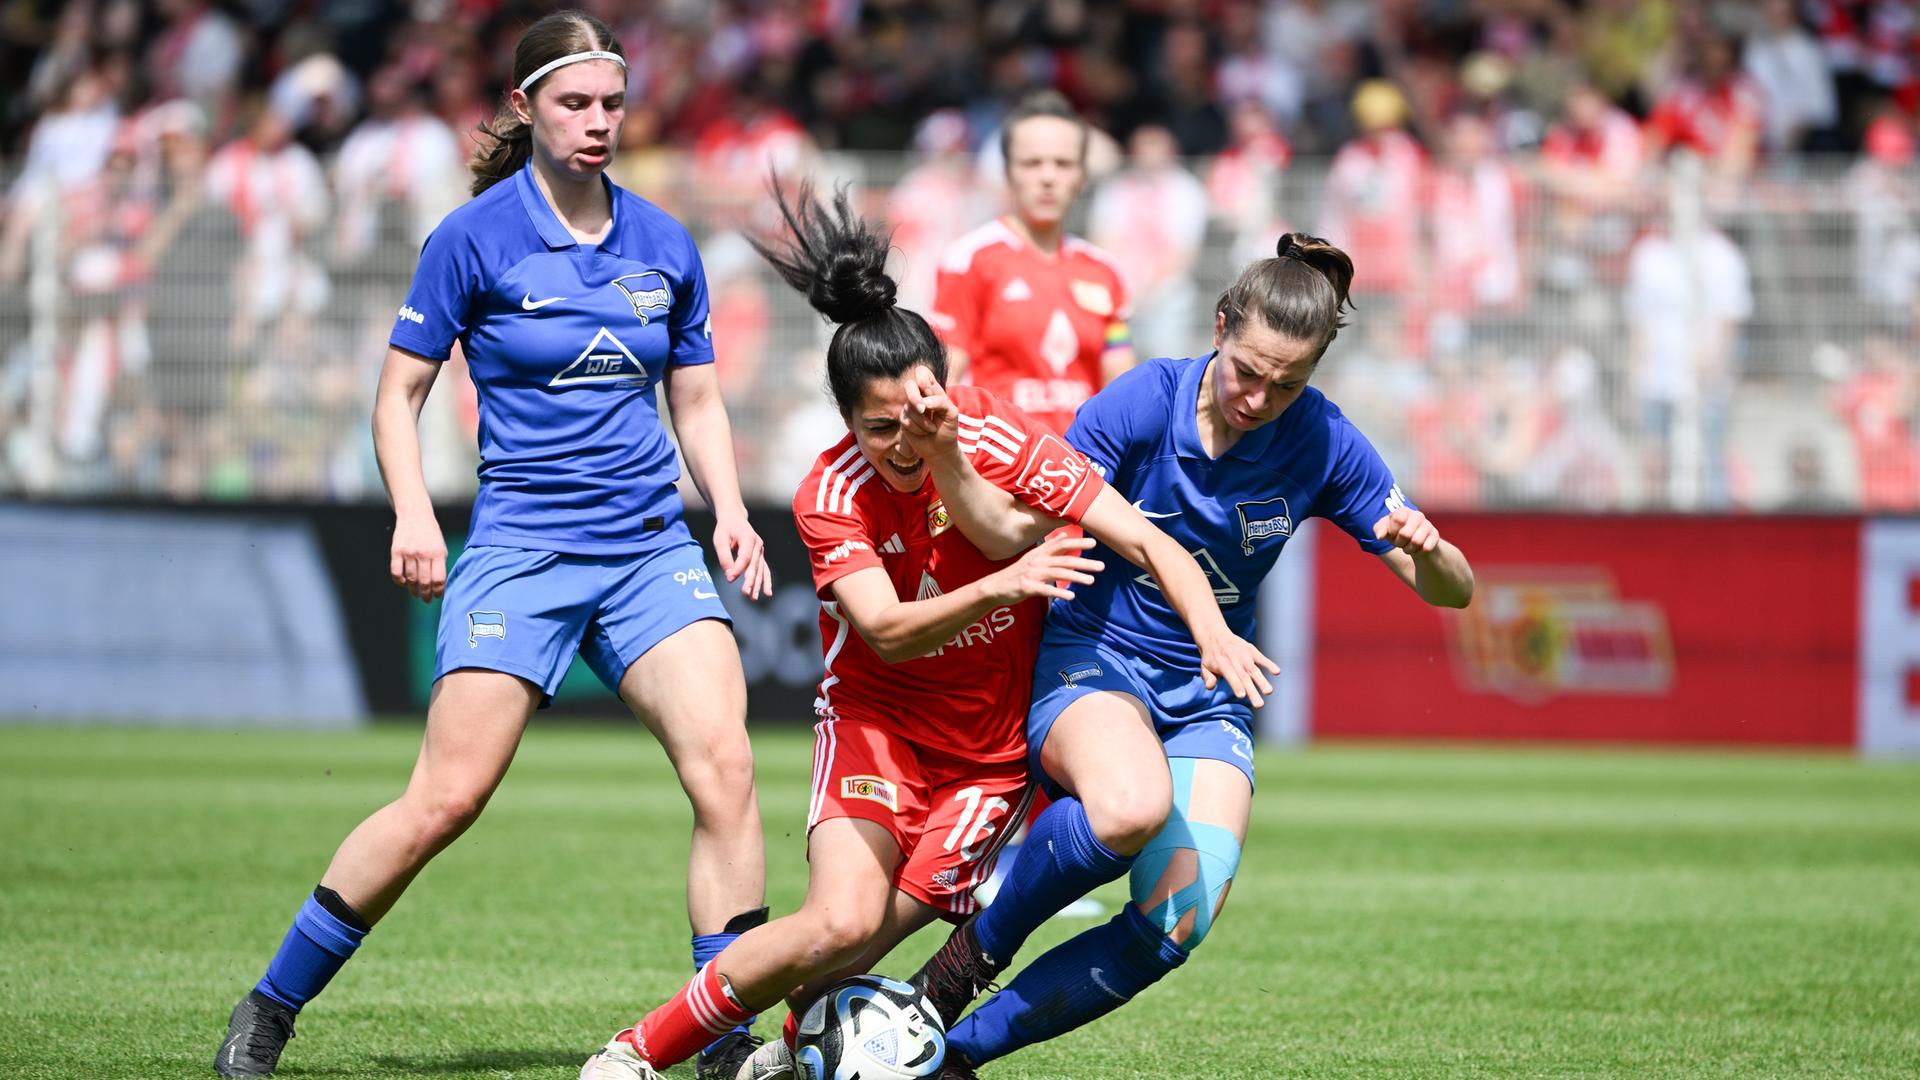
517, 50, 627, 94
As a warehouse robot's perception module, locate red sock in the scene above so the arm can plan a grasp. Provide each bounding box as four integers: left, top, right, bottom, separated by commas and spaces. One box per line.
629, 963, 755, 1069
783, 1010, 800, 1051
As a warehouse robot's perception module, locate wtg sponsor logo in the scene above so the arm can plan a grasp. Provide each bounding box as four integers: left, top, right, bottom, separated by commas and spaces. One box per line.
550, 327, 648, 388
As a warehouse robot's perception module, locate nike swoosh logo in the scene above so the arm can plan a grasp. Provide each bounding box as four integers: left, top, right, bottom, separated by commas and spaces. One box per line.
693, 589, 718, 599
521, 292, 565, 310
1132, 499, 1180, 519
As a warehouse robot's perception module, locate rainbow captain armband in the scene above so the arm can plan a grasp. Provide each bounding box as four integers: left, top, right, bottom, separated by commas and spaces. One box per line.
1103, 320, 1132, 352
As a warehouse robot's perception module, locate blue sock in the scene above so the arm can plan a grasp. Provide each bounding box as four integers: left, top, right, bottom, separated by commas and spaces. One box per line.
694, 906, 768, 1049
949, 905, 1187, 1066
974, 796, 1133, 961
255, 890, 369, 1012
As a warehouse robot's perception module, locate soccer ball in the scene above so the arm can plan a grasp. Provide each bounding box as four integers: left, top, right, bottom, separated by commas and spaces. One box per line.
793, 974, 946, 1080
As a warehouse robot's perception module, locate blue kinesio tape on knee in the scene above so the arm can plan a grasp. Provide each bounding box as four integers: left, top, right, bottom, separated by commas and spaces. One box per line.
1128, 758, 1242, 949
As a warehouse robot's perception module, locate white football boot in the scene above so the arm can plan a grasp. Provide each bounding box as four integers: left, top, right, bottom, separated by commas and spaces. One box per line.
734, 1037, 795, 1080
580, 1028, 662, 1080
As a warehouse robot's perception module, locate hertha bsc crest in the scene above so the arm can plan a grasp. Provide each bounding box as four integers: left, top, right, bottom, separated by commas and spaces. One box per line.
611, 271, 673, 324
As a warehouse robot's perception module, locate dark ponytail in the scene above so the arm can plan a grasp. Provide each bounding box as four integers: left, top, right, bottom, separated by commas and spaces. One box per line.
749, 178, 948, 417
1216, 232, 1357, 360
469, 11, 625, 196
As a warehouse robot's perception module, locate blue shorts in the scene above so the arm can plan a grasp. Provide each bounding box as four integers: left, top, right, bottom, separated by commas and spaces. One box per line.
1026, 622, 1256, 792
435, 541, 730, 705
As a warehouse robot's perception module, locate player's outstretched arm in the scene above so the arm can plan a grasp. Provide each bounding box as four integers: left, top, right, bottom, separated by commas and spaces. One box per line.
667, 363, 772, 600
830, 536, 1102, 663
1078, 486, 1280, 706
903, 367, 1060, 560
1372, 508, 1474, 608
373, 346, 448, 602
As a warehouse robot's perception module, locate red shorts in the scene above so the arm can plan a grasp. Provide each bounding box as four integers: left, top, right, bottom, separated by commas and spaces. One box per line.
808, 719, 1035, 919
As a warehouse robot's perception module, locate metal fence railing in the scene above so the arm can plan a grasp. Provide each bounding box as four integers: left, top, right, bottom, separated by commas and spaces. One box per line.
2, 149, 1915, 512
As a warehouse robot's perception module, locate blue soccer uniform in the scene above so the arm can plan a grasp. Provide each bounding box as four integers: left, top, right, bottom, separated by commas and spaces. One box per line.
929, 353, 1421, 1072
389, 160, 729, 701
1028, 354, 1411, 788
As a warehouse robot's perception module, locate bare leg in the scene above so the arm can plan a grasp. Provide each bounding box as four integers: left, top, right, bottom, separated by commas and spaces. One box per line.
784, 888, 943, 1011
319, 669, 539, 923
618, 618, 765, 935
711, 817, 904, 1010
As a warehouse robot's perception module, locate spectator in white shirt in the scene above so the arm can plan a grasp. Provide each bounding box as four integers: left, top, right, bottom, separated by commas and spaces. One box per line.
1625, 206, 1753, 508
333, 65, 463, 264
1743, 0, 1841, 152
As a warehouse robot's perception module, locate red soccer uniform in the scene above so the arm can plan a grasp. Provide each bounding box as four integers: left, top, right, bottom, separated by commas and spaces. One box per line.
930, 219, 1132, 435
791, 385, 1106, 916
794, 383, 1105, 760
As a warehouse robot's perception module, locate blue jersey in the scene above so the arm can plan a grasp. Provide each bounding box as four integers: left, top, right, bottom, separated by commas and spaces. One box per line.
1055, 355, 1411, 668
390, 162, 715, 554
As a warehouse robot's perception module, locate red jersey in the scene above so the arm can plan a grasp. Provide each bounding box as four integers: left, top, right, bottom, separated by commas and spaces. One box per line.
791, 385, 1106, 762
1645, 76, 1767, 160
930, 219, 1131, 435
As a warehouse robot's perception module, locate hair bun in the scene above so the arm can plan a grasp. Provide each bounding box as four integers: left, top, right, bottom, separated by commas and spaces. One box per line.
1277, 232, 1335, 261
812, 245, 897, 325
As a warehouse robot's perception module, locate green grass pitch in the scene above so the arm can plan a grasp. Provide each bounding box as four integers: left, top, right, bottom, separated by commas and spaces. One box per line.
2, 724, 1917, 1079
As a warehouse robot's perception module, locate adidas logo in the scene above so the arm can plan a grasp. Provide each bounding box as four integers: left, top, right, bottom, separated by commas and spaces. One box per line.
1001, 277, 1032, 302
880, 533, 905, 556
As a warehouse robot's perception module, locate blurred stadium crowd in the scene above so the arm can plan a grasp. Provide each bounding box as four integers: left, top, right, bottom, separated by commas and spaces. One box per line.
1, 0, 1917, 511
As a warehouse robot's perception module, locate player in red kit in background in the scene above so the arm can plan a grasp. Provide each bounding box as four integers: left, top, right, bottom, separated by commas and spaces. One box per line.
931, 91, 1136, 436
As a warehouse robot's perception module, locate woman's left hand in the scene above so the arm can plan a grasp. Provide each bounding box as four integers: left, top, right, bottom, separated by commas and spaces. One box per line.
713, 511, 773, 600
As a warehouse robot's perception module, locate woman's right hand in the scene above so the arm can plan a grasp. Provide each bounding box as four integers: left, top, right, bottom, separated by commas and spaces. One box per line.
901, 364, 961, 462
1195, 628, 1280, 708
390, 511, 448, 602
989, 535, 1103, 604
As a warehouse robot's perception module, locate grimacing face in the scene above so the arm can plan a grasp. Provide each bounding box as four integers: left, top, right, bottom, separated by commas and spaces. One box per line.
1210, 311, 1321, 431
847, 373, 932, 493
1004, 115, 1087, 231
513, 58, 625, 179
